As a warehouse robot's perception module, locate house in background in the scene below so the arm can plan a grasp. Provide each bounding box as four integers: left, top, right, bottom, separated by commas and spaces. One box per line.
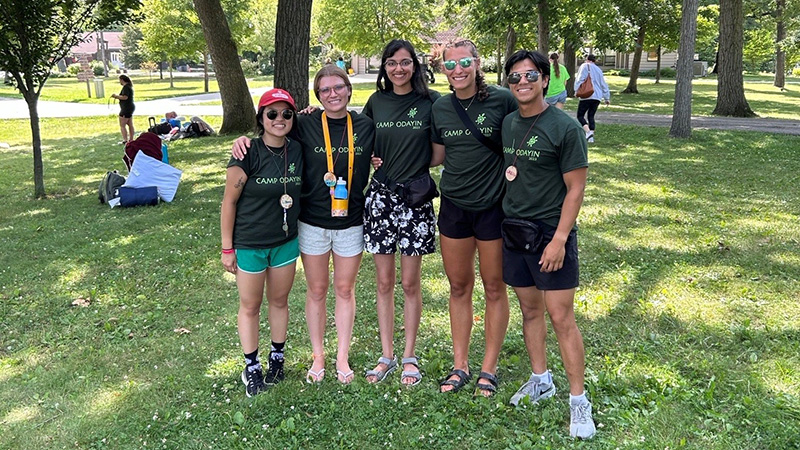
58, 31, 124, 71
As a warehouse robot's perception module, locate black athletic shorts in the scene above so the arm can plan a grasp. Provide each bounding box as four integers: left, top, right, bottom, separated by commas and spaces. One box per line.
437, 195, 504, 241
502, 220, 579, 290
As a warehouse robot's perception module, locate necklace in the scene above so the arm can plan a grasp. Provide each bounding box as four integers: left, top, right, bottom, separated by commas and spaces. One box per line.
458, 94, 476, 111
322, 117, 350, 188
266, 140, 292, 235
506, 105, 548, 182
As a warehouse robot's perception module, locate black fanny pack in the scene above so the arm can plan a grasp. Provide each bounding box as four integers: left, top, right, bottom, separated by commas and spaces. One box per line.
501, 218, 543, 254
374, 168, 439, 208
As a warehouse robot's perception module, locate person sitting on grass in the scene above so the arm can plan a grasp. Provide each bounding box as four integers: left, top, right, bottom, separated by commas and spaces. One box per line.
221, 88, 303, 397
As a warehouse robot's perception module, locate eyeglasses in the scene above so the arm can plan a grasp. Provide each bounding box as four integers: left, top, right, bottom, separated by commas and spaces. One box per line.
385, 59, 414, 69
443, 57, 474, 71
318, 83, 348, 96
266, 108, 294, 120
507, 70, 540, 84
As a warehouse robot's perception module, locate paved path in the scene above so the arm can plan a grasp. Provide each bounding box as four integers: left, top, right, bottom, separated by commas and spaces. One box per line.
1, 74, 798, 135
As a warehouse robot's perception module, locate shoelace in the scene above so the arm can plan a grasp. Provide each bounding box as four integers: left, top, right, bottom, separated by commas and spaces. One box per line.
246, 369, 264, 387
572, 403, 591, 424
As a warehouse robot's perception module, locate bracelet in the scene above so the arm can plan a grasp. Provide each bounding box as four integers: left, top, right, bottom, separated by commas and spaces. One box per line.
221, 248, 234, 254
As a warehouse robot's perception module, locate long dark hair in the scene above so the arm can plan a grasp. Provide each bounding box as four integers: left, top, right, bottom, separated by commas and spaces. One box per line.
505, 50, 551, 97
443, 38, 488, 101
376, 39, 430, 99
549, 52, 560, 78
119, 74, 132, 85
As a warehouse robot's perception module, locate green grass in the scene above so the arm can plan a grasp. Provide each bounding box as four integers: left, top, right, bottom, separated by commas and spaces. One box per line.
0, 75, 274, 104
1, 118, 799, 449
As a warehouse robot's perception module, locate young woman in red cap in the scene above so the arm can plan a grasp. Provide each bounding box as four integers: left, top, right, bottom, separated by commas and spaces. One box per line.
221, 88, 303, 397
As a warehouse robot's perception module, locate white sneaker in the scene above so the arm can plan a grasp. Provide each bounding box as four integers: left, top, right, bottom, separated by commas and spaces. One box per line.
509, 372, 556, 406
569, 399, 596, 439
586, 132, 595, 143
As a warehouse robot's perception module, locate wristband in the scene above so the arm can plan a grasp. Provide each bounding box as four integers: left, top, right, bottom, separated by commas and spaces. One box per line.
221, 248, 234, 254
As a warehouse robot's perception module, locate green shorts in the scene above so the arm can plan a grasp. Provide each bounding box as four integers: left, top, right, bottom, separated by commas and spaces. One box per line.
236, 238, 299, 273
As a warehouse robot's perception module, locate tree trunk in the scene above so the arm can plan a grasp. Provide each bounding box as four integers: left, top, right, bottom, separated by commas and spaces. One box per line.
774, 0, 785, 89
503, 25, 516, 87
194, 0, 256, 134
713, 0, 755, 116
564, 40, 577, 97
275, 0, 313, 109
622, 25, 646, 94
537, 0, 549, 54
496, 37, 503, 85
203, 51, 209, 93
24, 91, 45, 198
670, 0, 699, 138
655, 45, 662, 84
168, 60, 174, 88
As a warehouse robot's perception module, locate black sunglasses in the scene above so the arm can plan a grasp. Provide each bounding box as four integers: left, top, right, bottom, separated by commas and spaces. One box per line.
507, 70, 540, 84
266, 109, 294, 120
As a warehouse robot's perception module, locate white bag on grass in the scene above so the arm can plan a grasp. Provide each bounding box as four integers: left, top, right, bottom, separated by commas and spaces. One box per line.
124, 151, 183, 202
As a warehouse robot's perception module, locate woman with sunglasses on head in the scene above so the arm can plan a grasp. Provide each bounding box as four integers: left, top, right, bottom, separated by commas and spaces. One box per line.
221, 89, 303, 397
362, 39, 441, 387
430, 38, 517, 397
231, 67, 375, 385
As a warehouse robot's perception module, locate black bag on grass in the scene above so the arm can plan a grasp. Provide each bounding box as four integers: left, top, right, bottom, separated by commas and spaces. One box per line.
98, 170, 126, 204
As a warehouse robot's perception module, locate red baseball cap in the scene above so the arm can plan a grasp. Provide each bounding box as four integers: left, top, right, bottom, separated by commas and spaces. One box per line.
258, 88, 296, 110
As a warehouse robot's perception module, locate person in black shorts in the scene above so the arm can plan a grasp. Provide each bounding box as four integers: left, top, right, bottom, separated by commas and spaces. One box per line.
111, 75, 135, 144
430, 38, 518, 396
500, 50, 595, 439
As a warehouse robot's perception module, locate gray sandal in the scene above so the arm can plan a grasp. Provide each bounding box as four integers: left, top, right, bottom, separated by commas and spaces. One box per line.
401, 356, 423, 386
365, 355, 397, 383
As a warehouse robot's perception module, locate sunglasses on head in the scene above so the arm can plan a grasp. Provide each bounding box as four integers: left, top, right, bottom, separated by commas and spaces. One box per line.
443, 57, 474, 71
318, 83, 348, 96
507, 70, 540, 84
265, 108, 294, 120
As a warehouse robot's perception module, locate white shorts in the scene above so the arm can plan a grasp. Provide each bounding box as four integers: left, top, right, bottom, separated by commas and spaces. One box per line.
298, 221, 364, 257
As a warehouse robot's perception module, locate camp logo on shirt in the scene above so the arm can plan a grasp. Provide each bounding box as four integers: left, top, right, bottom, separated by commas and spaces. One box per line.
255, 176, 302, 184
476, 113, 487, 124
289, 163, 296, 174
408, 107, 418, 118
374, 119, 425, 130
504, 136, 541, 161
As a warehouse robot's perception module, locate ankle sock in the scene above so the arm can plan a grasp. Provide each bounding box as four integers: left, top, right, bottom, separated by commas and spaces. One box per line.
570, 391, 588, 405
533, 370, 552, 384
270, 341, 285, 361
244, 349, 261, 372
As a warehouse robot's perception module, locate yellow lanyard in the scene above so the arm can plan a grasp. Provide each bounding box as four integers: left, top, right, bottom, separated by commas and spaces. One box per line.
321, 111, 354, 195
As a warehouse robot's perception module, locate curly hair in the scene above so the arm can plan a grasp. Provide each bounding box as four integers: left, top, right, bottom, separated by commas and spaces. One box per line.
443, 38, 489, 102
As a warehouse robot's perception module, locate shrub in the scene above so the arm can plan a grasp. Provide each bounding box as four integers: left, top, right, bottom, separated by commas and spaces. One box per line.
240, 59, 259, 77
793, 67, 800, 77
90, 60, 105, 76
640, 67, 676, 78
67, 63, 81, 76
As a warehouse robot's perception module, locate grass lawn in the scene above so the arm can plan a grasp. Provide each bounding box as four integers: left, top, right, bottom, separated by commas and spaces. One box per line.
1, 118, 799, 449
0, 75, 275, 104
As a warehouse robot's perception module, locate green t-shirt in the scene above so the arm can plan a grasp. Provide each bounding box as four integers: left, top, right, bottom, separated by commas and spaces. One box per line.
501, 106, 588, 228
227, 137, 303, 248
119, 84, 134, 111
295, 110, 375, 229
547, 64, 569, 97
431, 84, 518, 211
363, 89, 441, 183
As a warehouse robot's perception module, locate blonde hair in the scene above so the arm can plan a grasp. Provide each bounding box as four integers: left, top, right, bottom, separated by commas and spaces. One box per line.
312, 65, 352, 102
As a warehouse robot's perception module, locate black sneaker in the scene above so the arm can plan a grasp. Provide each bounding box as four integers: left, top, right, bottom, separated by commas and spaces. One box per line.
241, 367, 265, 397
265, 356, 285, 385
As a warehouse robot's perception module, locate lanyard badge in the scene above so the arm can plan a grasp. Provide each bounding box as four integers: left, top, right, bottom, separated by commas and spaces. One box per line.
321, 112, 355, 217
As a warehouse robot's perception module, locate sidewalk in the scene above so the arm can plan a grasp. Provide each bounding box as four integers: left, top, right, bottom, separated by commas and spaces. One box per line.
1, 74, 798, 135
0, 73, 380, 119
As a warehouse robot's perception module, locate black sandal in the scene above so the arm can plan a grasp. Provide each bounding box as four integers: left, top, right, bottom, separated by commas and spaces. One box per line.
474, 371, 499, 397
439, 369, 471, 393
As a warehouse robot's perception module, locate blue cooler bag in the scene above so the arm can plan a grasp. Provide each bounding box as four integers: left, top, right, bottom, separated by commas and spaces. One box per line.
118, 186, 160, 207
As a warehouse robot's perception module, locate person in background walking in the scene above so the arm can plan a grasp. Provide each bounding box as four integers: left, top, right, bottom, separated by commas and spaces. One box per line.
574, 54, 610, 143
111, 75, 134, 144
545, 53, 569, 109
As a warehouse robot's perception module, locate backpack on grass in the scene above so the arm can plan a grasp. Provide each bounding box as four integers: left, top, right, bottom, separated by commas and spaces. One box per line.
98, 170, 126, 204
